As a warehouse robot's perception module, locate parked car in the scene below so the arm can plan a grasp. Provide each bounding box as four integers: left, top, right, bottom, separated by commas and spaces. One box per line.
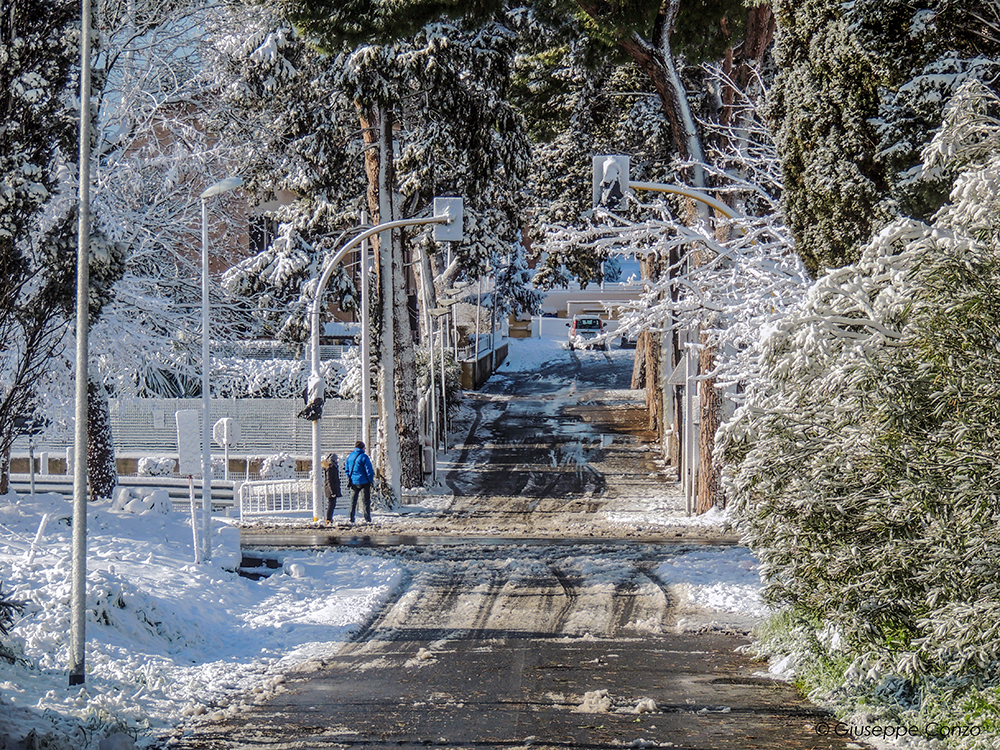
567, 316, 607, 350
619, 330, 638, 349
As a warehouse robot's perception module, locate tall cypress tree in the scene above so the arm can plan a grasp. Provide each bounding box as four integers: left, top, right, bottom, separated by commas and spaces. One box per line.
0, 0, 78, 493
771, 0, 1000, 274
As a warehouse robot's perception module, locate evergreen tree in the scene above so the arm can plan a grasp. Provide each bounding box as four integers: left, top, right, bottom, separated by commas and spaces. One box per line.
216, 6, 535, 492
723, 79, 1000, 716
0, 0, 79, 494
770, 0, 1000, 274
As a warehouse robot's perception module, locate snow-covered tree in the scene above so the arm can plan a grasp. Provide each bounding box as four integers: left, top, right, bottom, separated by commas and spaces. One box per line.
33, 0, 254, 498
214, 5, 537, 494
0, 0, 80, 494
722, 79, 1000, 721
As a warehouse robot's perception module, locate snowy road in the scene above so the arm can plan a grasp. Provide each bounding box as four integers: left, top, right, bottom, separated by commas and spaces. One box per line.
170, 544, 846, 750
172, 340, 866, 749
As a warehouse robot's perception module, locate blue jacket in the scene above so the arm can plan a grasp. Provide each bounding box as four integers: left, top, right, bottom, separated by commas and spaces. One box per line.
345, 448, 374, 486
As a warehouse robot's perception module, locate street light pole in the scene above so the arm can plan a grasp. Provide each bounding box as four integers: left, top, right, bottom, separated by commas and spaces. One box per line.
360, 211, 372, 448
199, 175, 242, 561
69, 0, 93, 688
309, 202, 463, 515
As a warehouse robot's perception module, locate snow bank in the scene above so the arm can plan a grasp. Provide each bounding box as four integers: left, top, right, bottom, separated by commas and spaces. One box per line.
0, 491, 402, 748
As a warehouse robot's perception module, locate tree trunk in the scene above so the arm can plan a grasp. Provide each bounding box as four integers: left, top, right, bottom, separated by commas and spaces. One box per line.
357, 103, 423, 500
87, 376, 117, 500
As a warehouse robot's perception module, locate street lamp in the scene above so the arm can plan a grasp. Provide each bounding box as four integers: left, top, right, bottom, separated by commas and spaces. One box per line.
308, 199, 463, 517
69, 0, 94, 688
591, 155, 745, 515
199, 175, 243, 562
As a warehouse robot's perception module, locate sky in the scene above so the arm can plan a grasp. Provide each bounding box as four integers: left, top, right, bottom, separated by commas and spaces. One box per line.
0, 336, 827, 750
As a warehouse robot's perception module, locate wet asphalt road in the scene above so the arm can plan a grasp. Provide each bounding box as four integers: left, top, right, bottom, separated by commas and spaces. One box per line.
164, 344, 867, 750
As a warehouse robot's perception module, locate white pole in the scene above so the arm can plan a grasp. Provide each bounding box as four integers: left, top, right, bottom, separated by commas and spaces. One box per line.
188, 475, 201, 563
28, 440, 35, 497
26, 513, 50, 566
200, 198, 213, 560
427, 288, 437, 482
196, 175, 242, 552
439, 318, 447, 451
474, 276, 482, 368
447, 245, 457, 358
684, 332, 698, 516
360, 211, 371, 448
310, 292, 323, 521
69, 0, 93, 687
308, 214, 452, 514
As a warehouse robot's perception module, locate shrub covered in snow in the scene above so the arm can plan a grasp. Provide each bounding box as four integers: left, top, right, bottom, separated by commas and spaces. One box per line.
258, 452, 297, 479
137, 457, 176, 477
724, 80, 1000, 742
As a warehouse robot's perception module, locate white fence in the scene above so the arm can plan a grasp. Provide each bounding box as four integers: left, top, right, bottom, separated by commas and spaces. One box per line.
13, 398, 374, 457
239, 478, 314, 521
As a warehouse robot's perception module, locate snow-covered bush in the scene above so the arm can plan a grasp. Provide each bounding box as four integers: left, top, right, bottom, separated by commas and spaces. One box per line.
725, 79, 1000, 738
137, 457, 176, 477
257, 453, 297, 479
211, 356, 344, 401
112, 487, 173, 515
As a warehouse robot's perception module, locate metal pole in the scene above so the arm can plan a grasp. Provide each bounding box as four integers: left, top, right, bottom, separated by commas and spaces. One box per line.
360, 211, 371, 448
439, 319, 447, 451
195, 175, 241, 543
426, 287, 437, 480
310, 292, 323, 521
474, 276, 482, 367
447, 245, 457, 358
69, 0, 93, 687
489, 276, 496, 373
29, 440, 35, 497
200, 198, 212, 560
309, 214, 451, 513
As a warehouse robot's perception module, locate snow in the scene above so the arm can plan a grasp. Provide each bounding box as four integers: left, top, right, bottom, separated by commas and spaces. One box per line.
0, 492, 402, 748
656, 547, 769, 620
1, 333, 765, 749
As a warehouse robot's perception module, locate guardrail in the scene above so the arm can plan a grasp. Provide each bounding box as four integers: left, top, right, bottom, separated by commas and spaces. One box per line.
7, 473, 238, 513
238, 478, 314, 522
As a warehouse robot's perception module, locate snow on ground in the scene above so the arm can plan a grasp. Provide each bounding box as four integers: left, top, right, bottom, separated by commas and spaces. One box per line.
0, 491, 402, 748
0, 334, 763, 749
655, 546, 770, 630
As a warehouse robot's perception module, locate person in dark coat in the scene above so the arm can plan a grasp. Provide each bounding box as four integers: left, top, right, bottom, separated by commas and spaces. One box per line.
322, 453, 341, 524
344, 441, 375, 523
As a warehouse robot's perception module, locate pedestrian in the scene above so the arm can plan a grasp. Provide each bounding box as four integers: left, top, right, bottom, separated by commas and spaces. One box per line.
322, 453, 341, 524
345, 441, 375, 524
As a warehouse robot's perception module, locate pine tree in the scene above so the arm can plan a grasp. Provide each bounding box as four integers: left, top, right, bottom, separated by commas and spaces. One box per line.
215, 6, 536, 492
0, 0, 79, 494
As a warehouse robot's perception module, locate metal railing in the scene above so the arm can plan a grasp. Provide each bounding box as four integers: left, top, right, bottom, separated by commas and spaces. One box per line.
239, 478, 314, 521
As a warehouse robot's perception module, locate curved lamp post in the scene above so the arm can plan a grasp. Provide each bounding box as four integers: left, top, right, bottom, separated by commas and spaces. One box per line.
592, 156, 747, 517
198, 175, 243, 561
308, 199, 462, 519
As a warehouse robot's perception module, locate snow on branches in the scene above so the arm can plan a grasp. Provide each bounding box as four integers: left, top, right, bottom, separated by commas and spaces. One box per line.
724, 78, 1000, 701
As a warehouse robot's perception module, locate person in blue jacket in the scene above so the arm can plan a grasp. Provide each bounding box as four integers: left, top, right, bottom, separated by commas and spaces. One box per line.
344, 441, 375, 523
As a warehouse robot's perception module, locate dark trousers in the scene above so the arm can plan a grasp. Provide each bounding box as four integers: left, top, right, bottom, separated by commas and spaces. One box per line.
350, 483, 371, 522
326, 496, 338, 522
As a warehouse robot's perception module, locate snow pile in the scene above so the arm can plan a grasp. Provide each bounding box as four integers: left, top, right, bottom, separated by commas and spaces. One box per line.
656, 547, 768, 620
0, 492, 402, 748
575, 689, 611, 713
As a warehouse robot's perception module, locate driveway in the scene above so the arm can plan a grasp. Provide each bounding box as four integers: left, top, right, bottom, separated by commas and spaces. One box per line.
173, 341, 865, 750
